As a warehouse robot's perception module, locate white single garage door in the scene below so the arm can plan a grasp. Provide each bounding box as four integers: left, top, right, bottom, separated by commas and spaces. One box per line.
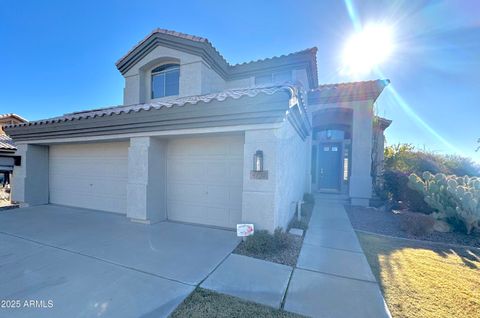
167, 135, 244, 229
49, 142, 128, 214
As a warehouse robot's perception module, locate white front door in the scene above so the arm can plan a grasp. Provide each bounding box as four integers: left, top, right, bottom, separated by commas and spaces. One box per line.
49, 142, 128, 214
166, 134, 244, 228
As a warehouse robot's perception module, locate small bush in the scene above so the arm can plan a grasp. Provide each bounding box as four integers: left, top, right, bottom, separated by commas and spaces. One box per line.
400, 212, 435, 236
288, 199, 313, 231
273, 228, 289, 250
244, 228, 290, 254
244, 230, 274, 254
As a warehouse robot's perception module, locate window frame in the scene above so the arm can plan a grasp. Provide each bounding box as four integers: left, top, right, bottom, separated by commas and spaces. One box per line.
151, 64, 180, 99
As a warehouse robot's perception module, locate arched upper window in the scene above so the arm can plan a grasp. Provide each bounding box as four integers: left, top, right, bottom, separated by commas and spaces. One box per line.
151, 63, 180, 99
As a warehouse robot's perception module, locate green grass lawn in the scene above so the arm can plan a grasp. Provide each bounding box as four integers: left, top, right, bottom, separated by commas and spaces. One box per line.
357, 232, 480, 318
170, 288, 303, 318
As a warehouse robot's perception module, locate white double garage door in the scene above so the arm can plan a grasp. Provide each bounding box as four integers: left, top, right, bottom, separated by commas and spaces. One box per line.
49, 135, 244, 228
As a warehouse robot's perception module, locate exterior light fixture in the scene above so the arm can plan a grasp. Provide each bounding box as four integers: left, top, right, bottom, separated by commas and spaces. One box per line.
253, 150, 264, 172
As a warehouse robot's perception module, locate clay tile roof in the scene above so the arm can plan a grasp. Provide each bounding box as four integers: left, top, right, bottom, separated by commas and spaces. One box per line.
5, 84, 304, 129
116, 29, 318, 87
116, 28, 208, 66
308, 79, 390, 104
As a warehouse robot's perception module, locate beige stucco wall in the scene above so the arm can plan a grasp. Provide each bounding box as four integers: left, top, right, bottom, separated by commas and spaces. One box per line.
121, 45, 267, 105
127, 136, 167, 223
11, 144, 49, 206
123, 45, 225, 105
274, 120, 308, 229
242, 120, 307, 232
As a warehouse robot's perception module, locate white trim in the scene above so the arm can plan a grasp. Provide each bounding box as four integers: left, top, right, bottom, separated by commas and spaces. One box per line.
16, 122, 284, 145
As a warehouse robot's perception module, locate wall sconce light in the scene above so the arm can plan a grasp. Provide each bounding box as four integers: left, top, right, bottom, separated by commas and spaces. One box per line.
253, 150, 264, 172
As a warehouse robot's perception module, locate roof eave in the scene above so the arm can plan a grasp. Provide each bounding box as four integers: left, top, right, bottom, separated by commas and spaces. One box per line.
4, 85, 306, 142
307, 79, 390, 105
374, 116, 392, 130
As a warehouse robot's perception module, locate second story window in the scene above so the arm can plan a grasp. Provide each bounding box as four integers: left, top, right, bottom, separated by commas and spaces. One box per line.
151, 64, 180, 99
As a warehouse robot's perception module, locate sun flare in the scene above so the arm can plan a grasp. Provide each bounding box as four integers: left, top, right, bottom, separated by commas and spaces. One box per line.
341, 23, 395, 75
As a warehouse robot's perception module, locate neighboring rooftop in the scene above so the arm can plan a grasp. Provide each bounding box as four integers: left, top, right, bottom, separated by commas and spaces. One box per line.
0, 134, 16, 152
0, 113, 28, 136
0, 113, 28, 123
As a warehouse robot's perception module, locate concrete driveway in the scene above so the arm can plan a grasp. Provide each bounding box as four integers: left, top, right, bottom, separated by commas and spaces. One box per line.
0, 205, 240, 318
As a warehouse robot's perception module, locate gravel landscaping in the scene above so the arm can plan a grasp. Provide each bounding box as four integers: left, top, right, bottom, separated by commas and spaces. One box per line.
233, 201, 314, 267
234, 234, 303, 267
346, 205, 480, 248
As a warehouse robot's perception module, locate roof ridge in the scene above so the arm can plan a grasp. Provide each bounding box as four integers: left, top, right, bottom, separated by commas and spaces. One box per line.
116, 28, 208, 66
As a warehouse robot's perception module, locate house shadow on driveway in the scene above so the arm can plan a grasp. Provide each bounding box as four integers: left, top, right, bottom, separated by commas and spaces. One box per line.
0, 205, 240, 318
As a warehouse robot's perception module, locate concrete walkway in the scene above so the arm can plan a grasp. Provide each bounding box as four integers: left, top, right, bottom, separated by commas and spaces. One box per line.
284, 201, 391, 318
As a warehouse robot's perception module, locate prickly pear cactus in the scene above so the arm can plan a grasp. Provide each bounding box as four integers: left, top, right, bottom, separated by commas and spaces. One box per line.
408, 172, 480, 234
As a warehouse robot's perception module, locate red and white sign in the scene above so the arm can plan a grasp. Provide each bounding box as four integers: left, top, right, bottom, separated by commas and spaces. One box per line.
237, 224, 254, 237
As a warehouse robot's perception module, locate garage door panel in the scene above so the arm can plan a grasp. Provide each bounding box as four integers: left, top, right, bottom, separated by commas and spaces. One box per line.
167, 202, 205, 224
168, 136, 238, 156
50, 158, 127, 177
229, 208, 242, 225
167, 135, 244, 228
229, 160, 244, 186
49, 142, 128, 214
50, 142, 127, 157
229, 186, 243, 206
167, 183, 206, 204
205, 185, 230, 205
167, 160, 206, 181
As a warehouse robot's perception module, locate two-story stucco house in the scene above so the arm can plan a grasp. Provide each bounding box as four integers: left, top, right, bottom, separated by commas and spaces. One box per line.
4, 29, 390, 232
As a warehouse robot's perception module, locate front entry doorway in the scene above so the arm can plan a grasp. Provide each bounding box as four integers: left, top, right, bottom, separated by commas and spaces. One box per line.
316, 142, 342, 191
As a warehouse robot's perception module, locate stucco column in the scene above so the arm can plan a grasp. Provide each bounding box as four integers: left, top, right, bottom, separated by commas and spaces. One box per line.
12, 144, 49, 206
242, 129, 277, 232
127, 137, 167, 223
349, 101, 374, 206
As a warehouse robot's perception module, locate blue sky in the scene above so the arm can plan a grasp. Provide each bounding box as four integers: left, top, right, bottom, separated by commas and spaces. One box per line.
1, 0, 479, 160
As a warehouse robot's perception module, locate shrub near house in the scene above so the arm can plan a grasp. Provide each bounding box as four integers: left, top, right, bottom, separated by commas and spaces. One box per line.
381, 144, 480, 213
408, 172, 480, 234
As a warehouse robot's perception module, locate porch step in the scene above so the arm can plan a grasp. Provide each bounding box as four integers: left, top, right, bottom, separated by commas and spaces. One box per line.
314, 193, 350, 204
